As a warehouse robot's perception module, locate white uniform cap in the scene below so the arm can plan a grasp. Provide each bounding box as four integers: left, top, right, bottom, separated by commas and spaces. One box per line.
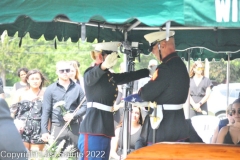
148, 59, 158, 67
144, 31, 175, 44
92, 42, 121, 52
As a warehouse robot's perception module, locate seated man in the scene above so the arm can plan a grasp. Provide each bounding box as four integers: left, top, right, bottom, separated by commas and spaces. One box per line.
0, 98, 27, 160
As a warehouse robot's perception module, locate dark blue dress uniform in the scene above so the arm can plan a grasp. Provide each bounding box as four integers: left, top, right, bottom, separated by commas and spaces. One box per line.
80, 64, 149, 136
136, 52, 190, 149
78, 63, 149, 160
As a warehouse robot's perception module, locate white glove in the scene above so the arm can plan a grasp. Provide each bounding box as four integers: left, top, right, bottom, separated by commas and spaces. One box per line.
149, 65, 157, 76
102, 52, 119, 69
131, 101, 149, 109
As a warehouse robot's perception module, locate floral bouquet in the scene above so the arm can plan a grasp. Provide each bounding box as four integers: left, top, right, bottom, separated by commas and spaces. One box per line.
53, 101, 71, 131
41, 127, 77, 160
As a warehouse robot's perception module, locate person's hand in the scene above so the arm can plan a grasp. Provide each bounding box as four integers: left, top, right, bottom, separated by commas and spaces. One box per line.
63, 113, 74, 122
113, 102, 124, 111
101, 52, 119, 69
149, 65, 157, 76
14, 119, 25, 134
192, 103, 201, 112
41, 133, 50, 142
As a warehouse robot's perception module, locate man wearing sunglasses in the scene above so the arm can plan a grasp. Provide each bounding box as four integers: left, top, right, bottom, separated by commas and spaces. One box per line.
135, 31, 192, 149
41, 61, 87, 152
78, 42, 150, 160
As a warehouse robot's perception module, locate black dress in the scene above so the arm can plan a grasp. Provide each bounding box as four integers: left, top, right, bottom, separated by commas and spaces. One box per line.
223, 127, 240, 145
15, 100, 45, 144
190, 77, 212, 117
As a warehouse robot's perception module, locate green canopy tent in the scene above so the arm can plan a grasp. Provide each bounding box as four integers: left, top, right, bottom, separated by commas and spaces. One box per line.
1, 0, 240, 60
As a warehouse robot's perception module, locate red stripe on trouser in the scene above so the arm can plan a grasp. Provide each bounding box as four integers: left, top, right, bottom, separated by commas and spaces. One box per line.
84, 134, 88, 160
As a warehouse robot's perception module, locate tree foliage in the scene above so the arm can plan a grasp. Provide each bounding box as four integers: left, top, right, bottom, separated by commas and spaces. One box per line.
0, 32, 155, 86
209, 59, 240, 84
2, 31, 240, 87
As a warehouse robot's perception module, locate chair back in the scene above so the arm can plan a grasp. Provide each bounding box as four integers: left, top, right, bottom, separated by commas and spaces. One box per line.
191, 115, 219, 143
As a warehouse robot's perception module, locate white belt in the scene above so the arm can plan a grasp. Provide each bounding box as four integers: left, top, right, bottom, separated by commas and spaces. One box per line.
156, 104, 183, 110
150, 104, 183, 130
87, 102, 113, 112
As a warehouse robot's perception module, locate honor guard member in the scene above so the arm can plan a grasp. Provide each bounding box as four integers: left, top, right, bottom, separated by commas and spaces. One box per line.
78, 42, 150, 160
135, 31, 190, 149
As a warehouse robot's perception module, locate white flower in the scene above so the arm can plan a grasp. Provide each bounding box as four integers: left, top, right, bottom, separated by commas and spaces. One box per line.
202, 110, 207, 115
53, 139, 66, 158
53, 101, 66, 109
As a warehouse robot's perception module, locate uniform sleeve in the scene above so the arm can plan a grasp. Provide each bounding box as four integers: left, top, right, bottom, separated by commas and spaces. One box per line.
84, 65, 106, 86
41, 86, 52, 134
139, 65, 170, 101
113, 69, 149, 85
74, 89, 87, 118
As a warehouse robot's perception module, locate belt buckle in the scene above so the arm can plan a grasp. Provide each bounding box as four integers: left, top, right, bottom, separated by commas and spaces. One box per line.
111, 107, 114, 112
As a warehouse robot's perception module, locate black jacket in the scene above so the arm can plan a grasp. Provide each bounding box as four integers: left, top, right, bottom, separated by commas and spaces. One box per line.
0, 98, 28, 160
41, 80, 86, 134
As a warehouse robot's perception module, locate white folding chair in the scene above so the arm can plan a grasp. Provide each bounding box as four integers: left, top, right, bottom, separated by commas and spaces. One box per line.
191, 115, 220, 143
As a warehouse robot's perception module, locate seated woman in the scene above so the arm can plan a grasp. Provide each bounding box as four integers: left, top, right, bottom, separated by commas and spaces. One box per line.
211, 104, 234, 143
11, 69, 47, 150
216, 98, 240, 145
110, 106, 143, 160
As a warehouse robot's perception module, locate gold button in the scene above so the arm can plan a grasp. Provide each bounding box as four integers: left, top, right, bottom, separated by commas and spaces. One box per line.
116, 88, 118, 91
112, 83, 114, 86
108, 74, 110, 76
113, 100, 116, 103
114, 94, 117, 97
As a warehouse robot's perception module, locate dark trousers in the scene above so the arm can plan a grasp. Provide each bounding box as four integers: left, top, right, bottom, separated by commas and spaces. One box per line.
52, 123, 79, 149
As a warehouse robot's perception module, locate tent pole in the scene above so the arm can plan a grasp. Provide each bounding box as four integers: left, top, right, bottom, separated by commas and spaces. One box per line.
122, 30, 129, 158
185, 49, 191, 119
127, 20, 141, 31
226, 52, 230, 106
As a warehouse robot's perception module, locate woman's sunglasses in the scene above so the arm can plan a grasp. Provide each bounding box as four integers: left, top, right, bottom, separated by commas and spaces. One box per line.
231, 109, 240, 115
196, 67, 204, 71
58, 69, 70, 74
